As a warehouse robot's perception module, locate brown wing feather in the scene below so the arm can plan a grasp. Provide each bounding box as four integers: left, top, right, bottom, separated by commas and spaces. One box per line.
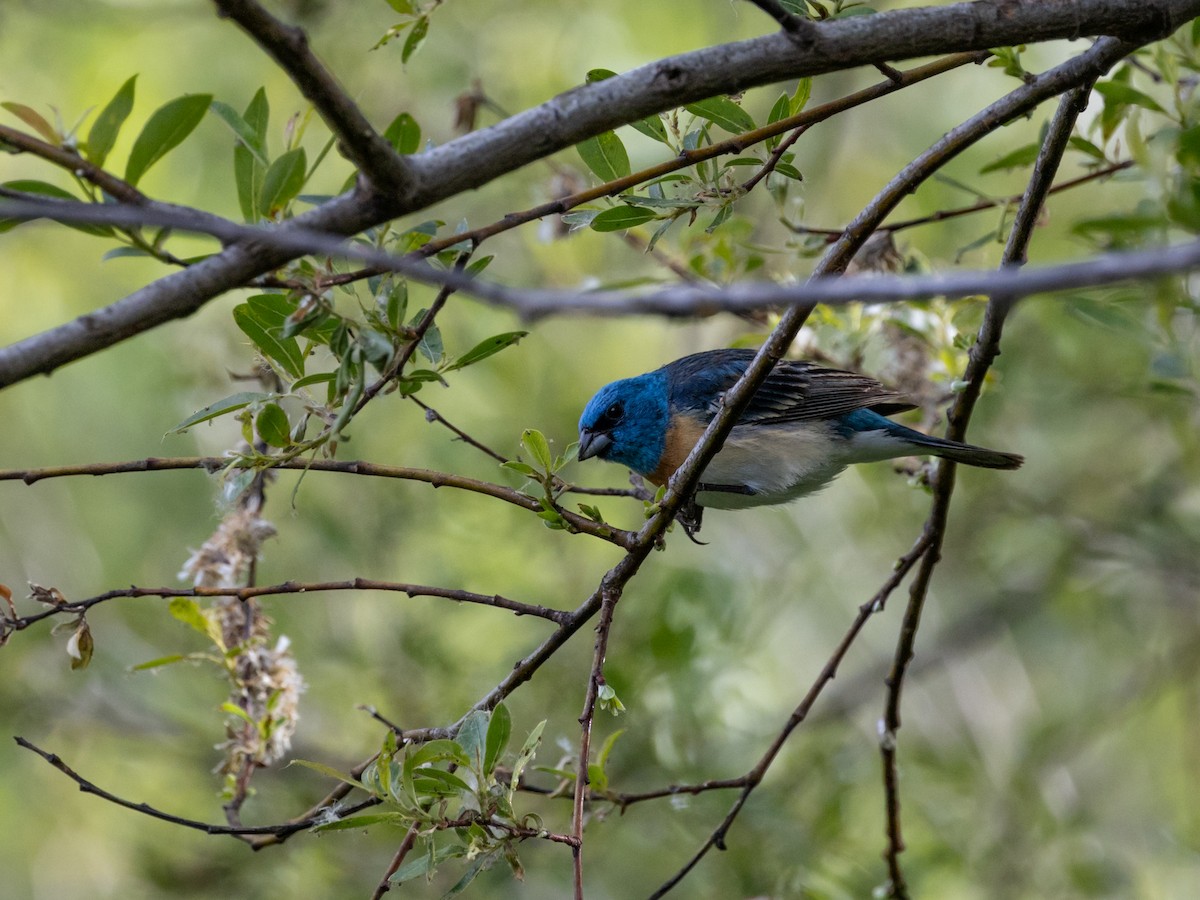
738, 360, 915, 424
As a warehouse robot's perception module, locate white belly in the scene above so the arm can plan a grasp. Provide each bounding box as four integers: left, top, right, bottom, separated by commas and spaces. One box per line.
696, 422, 848, 509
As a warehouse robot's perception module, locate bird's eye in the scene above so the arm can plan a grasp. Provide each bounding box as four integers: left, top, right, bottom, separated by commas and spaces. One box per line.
599, 401, 623, 428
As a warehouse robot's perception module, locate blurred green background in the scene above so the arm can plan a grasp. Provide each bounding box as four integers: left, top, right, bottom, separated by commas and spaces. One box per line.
2, 1, 1198, 897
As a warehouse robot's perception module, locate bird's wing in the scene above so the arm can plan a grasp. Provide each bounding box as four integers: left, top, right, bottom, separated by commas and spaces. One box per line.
744, 360, 916, 424
663, 349, 915, 425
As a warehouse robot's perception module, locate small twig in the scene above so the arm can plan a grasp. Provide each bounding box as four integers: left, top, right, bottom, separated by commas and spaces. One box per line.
572, 583, 623, 898
355, 253, 472, 415
783, 160, 1134, 240
648, 533, 931, 898
878, 80, 1097, 898
410, 396, 511, 465
744, 0, 814, 37
371, 823, 420, 900
0, 123, 147, 204
740, 123, 809, 194
2, 578, 569, 637
0, 456, 634, 549
13, 736, 374, 838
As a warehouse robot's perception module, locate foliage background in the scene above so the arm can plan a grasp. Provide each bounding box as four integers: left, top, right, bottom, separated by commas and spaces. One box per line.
1, 1, 1198, 897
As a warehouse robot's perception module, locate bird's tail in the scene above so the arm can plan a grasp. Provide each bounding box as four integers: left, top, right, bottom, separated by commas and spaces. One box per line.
889, 421, 1023, 469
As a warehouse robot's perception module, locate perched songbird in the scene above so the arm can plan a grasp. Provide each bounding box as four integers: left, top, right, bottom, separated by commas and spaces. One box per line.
577, 348, 1022, 511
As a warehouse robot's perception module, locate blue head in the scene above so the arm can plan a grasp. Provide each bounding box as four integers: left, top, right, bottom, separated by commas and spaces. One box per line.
577, 371, 671, 476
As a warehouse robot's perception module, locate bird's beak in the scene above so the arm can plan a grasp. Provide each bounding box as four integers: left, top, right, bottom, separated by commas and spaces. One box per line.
577, 429, 612, 462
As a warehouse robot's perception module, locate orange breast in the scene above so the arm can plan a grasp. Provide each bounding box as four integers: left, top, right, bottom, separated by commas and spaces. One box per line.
648, 414, 708, 485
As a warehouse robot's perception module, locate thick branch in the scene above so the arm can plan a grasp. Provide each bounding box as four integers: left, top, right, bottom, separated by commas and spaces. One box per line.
2, 0, 1196, 388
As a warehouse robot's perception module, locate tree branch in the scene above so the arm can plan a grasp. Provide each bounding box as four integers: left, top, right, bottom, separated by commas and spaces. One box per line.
13, 736, 377, 839
878, 79, 1096, 899
2, 0, 1194, 388
2, 578, 569, 637
0, 456, 634, 549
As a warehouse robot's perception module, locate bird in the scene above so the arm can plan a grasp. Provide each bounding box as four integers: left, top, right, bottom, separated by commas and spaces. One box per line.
577, 348, 1022, 512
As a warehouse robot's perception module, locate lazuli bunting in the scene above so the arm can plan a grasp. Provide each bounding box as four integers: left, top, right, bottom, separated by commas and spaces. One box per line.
577, 348, 1022, 510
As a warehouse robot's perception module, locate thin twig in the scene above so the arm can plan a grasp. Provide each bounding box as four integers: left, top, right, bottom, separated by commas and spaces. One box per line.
411, 396, 511, 464
1, 578, 569, 637
371, 824, 420, 900
0, 456, 633, 549
12, 736, 374, 838
0, 124, 147, 204
783, 159, 1134, 239
647, 532, 931, 898
878, 80, 1097, 899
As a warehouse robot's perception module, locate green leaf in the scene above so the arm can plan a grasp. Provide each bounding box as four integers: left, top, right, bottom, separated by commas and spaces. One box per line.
773, 162, 803, 181
457, 709, 489, 775
705, 203, 733, 234
1069, 135, 1107, 162
406, 739, 470, 771
401, 15, 429, 63
584, 68, 618, 83
390, 844, 466, 885
766, 92, 790, 148
383, 111, 421, 154
169, 391, 274, 433
287, 758, 370, 792
589, 205, 657, 232
258, 147, 307, 216
124, 93, 212, 186
1093, 81, 1166, 114
411, 769, 473, 796
509, 720, 545, 796
501, 460, 538, 477
790, 77, 812, 116
443, 851, 495, 897
1, 102, 58, 144
168, 597, 212, 638
235, 88, 270, 222
291, 372, 336, 391
209, 100, 268, 166
685, 97, 755, 134
484, 703, 512, 776
521, 429, 553, 471
415, 322, 443, 365
576, 130, 630, 182
622, 195, 701, 209
233, 303, 306, 378
444, 331, 527, 372
255, 402, 292, 448
979, 143, 1040, 174
221, 702, 256, 726
0, 180, 113, 237
86, 75, 137, 167
629, 114, 670, 145
131, 654, 188, 671
386, 0, 415, 13
312, 812, 409, 832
